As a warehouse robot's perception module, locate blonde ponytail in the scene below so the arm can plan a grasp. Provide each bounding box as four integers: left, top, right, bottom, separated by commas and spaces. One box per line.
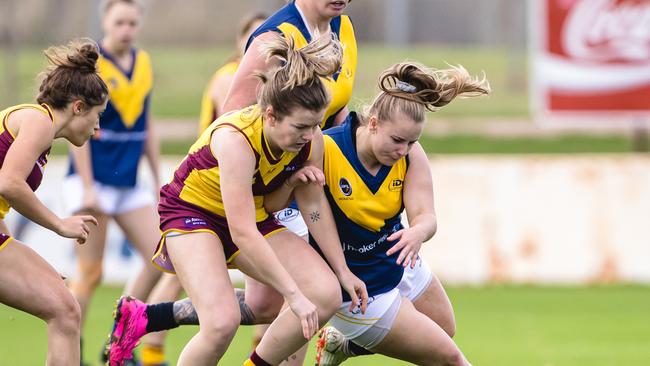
364, 61, 490, 123
255, 33, 343, 118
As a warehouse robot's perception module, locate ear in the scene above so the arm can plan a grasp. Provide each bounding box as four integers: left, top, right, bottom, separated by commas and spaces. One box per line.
71, 100, 86, 115
368, 115, 379, 133
264, 105, 277, 126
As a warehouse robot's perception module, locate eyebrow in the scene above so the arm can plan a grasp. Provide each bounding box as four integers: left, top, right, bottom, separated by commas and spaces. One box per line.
392, 135, 418, 143
295, 121, 319, 128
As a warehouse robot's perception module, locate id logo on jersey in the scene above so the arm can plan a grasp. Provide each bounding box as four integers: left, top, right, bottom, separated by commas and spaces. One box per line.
339, 178, 352, 196
388, 179, 403, 191
284, 164, 298, 172
276, 208, 300, 222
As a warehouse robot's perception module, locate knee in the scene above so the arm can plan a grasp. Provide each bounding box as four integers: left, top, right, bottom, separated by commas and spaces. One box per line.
199, 313, 239, 345
438, 348, 465, 366
47, 291, 82, 335
245, 291, 284, 323
313, 275, 342, 319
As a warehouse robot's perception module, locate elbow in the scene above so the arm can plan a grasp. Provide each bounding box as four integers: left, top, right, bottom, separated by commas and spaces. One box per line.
415, 212, 437, 241
429, 214, 438, 238
0, 176, 19, 200
229, 226, 258, 250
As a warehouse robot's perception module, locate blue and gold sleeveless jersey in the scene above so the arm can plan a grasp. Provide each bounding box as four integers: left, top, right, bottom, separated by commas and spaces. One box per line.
246, 1, 357, 130
318, 113, 409, 301
69, 45, 153, 187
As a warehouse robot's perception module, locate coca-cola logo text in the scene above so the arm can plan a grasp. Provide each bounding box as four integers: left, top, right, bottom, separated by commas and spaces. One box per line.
563, 0, 650, 62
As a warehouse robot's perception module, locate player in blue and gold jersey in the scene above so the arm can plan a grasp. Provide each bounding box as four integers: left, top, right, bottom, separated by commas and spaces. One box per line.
0, 39, 108, 366
64, 1, 163, 364
224, 2, 358, 358
240, 0, 357, 130
314, 63, 490, 366
225, 0, 357, 129
106, 33, 367, 366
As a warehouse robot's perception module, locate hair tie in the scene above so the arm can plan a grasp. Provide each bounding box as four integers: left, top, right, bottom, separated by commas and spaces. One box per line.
395, 80, 417, 93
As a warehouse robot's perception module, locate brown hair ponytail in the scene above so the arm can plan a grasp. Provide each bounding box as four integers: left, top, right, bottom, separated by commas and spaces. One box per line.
36, 38, 108, 110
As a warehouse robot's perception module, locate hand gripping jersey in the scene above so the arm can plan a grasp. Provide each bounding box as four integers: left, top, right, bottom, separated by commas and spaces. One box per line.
198, 60, 239, 135
0, 104, 53, 219
319, 113, 409, 301
160, 105, 312, 223
69, 45, 153, 187
247, 0, 357, 130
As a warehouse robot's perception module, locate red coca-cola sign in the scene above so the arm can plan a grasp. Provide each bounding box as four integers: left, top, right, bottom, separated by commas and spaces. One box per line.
533, 0, 650, 120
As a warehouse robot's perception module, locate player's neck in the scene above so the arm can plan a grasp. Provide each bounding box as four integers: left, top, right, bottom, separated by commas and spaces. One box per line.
51, 108, 72, 138
101, 38, 130, 58
262, 122, 284, 159
295, 0, 331, 37
101, 38, 134, 72
355, 127, 382, 175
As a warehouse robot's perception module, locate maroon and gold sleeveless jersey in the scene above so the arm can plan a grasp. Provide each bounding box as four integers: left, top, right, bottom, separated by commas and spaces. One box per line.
160, 105, 312, 222
0, 104, 53, 219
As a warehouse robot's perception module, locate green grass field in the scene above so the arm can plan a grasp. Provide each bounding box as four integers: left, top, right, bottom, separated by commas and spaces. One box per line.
1, 44, 525, 119
1, 285, 649, 366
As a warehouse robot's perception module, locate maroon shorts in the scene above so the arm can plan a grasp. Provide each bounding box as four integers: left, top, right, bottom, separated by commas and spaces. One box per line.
0, 233, 12, 251
152, 193, 286, 273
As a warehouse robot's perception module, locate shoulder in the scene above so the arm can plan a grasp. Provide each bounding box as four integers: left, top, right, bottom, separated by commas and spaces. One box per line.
11, 106, 53, 126
8, 107, 55, 143
135, 49, 153, 70
11, 107, 51, 124
210, 126, 257, 166
340, 14, 354, 29
406, 142, 428, 170
323, 123, 346, 138
332, 14, 356, 39
215, 108, 262, 149
246, 3, 301, 50
326, 111, 355, 134
135, 48, 151, 60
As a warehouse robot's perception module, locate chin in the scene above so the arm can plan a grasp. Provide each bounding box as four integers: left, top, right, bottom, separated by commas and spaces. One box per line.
68, 136, 86, 147
325, 9, 345, 17
380, 157, 399, 166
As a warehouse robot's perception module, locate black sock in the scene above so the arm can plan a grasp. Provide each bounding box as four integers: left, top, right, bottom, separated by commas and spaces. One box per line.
344, 340, 374, 356
144, 302, 178, 333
